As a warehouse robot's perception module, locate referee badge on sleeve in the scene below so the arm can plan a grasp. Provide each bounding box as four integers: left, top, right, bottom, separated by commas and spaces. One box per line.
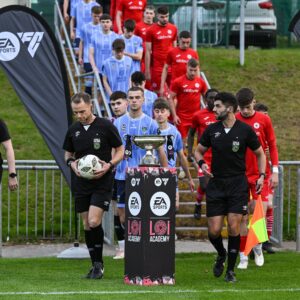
232, 141, 240, 152
93, 138, 101, 150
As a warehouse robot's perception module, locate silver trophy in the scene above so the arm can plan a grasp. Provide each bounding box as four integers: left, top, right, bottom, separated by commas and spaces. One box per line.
132, 135, 166, 166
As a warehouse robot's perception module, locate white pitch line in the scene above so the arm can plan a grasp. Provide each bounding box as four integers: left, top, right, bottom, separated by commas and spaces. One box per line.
0, 288, 300, 296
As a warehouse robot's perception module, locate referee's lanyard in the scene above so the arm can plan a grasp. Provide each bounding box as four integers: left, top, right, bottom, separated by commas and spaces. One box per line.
166, 134, 174, 161
124, 135, 132, 159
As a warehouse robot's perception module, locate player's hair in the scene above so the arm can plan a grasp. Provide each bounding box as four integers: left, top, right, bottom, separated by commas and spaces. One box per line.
157, 5, 169, 15
215, 92, 238, 113
254, 103, 268, 112
124, 19, 136, 32
205, 88, 219, 99
112, 38, 125, 50
153, 97, 170, 111
71, 92, 91, 104
91, 6, 103, 14
100, 14, 112, 21
236, 88, 254, 107
187, 58, 199, 68
110, 91, 127, 102
179, 31, 191, 39
128, 86, 144, 95
145, 5, 155, 12
131, 71, 146, 85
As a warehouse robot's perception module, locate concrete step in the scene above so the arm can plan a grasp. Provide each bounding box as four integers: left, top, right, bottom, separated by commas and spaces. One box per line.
176, 227, 228, 240
176, 215, 207, 227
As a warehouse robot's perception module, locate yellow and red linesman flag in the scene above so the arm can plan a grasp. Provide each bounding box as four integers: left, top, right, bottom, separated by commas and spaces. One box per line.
244, 195, 268, 256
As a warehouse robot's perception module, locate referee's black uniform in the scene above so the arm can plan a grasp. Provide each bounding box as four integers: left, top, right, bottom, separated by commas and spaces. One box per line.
200, 119, 260, 217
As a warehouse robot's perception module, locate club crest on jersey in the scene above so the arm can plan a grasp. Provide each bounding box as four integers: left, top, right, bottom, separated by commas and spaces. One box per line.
195, 83, 200, 88
254, 122, 260, 129
93, 138, 101, 150
187, 54, 192, 59
167, 30, 172, 34
141, 127, 148, 133
232, 141, 240, 152
121, 124, 126, 132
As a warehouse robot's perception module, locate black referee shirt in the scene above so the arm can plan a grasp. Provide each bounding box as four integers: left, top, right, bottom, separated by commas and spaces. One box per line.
63, 117, 122, 192
200, 120, 261, 178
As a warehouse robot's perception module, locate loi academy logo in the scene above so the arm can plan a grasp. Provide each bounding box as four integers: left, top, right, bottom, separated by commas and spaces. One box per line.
0, 31, 44, 62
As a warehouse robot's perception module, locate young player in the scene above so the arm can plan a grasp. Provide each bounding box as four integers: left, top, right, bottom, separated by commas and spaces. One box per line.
113, 87, 168, 242
145, 6, 177, 93
116, 0, 147, 34
160, 30, 199, 97
134, 5, 155, 72
236, 88, 279, 269
187, 89, 218, 219
102, 39, 134, 98
153, 97, 194, 209
121, 19, 143, 73
63, 92, 124, 279
78, 5, 102, 95
131, 71, 157, 118
169, 58, 207, 144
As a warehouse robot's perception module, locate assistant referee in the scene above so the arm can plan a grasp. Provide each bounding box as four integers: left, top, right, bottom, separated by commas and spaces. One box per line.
194, 92, 266, 283
63, 92, 124, 279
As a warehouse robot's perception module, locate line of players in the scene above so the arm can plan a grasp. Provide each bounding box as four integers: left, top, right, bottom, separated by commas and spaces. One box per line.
62, 0, 279, 281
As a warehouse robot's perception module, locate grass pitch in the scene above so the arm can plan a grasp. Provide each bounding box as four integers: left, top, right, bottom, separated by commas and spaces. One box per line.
0, 252, 299, 300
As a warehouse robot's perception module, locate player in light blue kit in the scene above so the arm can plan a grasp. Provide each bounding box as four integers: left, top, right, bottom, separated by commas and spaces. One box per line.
70, 0, 100, 54
113, 87, 168, 235
131, 71, 157, 118
102, 39, 134, 98
89, 14, 120, 75
153, 97, 194, 210
78, 5, 102, 94
120, 19, 143, 73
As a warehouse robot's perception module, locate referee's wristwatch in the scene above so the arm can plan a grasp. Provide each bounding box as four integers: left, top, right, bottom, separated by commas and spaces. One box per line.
108, 161, 114, 170
259, 173, 266, 179
9, 173, 17, 178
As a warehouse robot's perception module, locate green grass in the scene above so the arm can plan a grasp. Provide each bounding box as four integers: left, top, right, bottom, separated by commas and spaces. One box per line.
0, 252, 299, 299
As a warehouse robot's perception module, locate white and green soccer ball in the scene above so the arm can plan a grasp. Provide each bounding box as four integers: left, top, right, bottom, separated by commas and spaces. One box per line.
77, 155, 102, 179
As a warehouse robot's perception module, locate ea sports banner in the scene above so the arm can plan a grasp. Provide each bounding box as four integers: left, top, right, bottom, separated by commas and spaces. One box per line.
289, 10, 300, 41
0, 5, 72, 186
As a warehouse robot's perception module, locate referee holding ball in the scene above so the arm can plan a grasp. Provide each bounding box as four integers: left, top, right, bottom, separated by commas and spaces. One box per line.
194, 92, 266, 283
63, 92, 124, 279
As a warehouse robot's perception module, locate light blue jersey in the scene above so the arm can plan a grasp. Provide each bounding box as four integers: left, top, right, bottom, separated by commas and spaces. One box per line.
71, 1, 100, 38
114, 113, 159, 180
102, 56, 134, 94
120, 34, 143, 72
90, 31, 119, 71
79, 22, 101, 63
158, 123, 183, 167
142, 89, 157, 117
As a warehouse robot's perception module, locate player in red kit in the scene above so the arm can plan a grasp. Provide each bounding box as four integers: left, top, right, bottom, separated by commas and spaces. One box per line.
134, 5, 155, 73
160, 30, 199, 97
145, 5, 177, 93
116, 0, 147, 34
169, 58, 207, 144
187, 89, 218, 219
236, 88, 279, 269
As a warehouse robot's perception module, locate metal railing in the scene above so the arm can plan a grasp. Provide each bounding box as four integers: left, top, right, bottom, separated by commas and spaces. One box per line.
0, 161, 114, 257
53, 0, 111, 118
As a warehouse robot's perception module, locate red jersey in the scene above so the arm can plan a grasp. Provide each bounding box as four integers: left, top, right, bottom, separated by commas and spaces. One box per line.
146, 22, 177, 70
171, 74, 207, 121
191, 108, 216, 163
110, 0, 117, 23
166, 47, 199, 82
117, 0, 146, 25
135, 21, 152, 72
236, 111, 278, 181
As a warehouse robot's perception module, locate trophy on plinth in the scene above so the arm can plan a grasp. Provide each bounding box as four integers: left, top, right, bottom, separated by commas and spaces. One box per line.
132, 135, 166, 166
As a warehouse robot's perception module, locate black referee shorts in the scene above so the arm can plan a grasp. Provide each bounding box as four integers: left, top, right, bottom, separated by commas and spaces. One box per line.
206, 175, 248, 217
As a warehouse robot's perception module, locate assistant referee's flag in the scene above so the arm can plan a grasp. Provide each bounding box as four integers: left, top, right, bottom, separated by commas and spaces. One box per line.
244, 195, 268, 256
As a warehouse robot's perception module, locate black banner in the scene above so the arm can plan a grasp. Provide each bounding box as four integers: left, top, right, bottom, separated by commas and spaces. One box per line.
0, 5, 72, 185
125, 167, 177, 285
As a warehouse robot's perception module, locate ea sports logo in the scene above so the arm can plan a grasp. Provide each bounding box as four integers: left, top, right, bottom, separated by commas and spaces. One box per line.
0, 32, 20, 61
150, 192, 170, 216
128, 192, 142, 216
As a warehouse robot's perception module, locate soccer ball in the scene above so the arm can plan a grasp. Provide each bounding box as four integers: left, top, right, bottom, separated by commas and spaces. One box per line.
77, 155, 102, 179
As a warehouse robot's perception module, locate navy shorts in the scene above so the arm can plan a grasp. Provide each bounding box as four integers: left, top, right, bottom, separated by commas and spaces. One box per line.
72, 37, 80, 50
74, 190, 112, 213
115, 179, 126, 208
206, 175, 248, 217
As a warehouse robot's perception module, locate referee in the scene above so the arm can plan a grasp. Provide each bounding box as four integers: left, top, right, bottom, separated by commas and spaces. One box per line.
63, 92, 124, 279
194, 92, 266, 283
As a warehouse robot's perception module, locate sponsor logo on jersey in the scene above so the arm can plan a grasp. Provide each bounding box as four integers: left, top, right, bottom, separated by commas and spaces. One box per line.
214, 132, 221, 138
